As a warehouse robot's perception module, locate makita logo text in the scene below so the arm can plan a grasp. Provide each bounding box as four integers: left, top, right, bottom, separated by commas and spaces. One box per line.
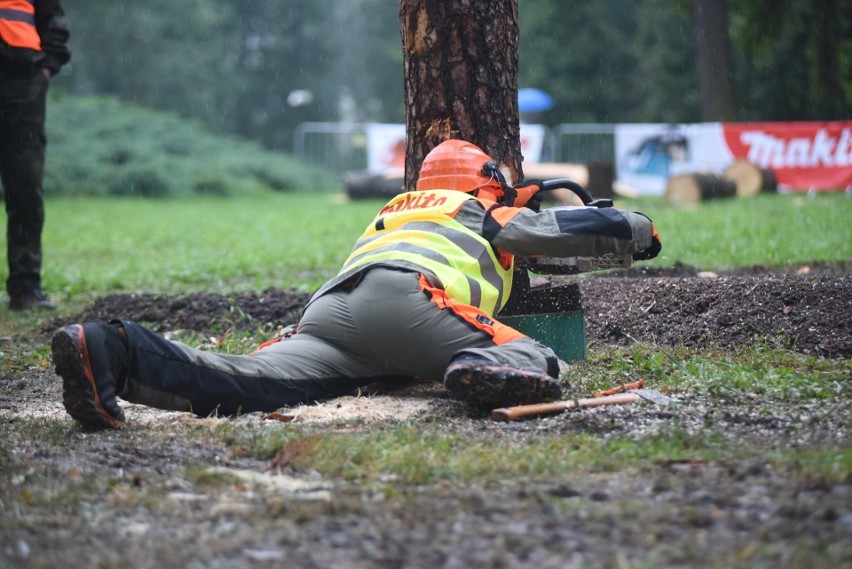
380, 192, 448, 214
741, 128, 852, 169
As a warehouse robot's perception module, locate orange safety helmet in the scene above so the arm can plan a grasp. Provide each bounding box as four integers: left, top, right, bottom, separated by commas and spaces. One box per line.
416, 140, 505, 196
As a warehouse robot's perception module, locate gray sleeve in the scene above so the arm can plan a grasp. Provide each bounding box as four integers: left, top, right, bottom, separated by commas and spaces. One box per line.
490, 206, 654, 258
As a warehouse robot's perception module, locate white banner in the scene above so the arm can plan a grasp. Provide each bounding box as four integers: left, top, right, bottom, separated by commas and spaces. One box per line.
365, 123, 406, 173
365, 123, 548, 174
615, 123, 731, 196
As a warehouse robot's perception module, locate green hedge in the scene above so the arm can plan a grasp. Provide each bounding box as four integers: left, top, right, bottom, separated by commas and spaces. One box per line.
43, 94, 338, 197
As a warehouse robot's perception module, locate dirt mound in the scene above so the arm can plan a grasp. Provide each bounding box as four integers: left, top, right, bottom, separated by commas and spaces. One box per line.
47, 287, 308, 338
580, 272, 851, 358
9, 263, 850, 569
47, 265, 851, 358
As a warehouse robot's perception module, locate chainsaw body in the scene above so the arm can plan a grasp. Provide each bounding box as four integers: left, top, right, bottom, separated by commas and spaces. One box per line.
524, 250, 633, 275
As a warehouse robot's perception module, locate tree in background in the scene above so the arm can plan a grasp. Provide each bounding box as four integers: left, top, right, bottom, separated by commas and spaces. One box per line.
56, 0, 850, 156
693, 0, 735, 121
512, 0, 851, 123
631, 0, 700, 123
399, 0, 523, 189
730, 0, 850, 120
62, 0, 360, 150
64, 0, 239, 130
517, 0, 639, 123
224, 0, 341, 149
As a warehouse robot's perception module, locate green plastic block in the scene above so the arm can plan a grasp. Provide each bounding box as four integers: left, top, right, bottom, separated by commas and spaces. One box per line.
501, 310, 586, 363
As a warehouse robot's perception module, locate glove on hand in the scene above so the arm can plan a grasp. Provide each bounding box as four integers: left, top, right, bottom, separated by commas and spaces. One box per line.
513, 183, 544, 212
633, 220, 661, 261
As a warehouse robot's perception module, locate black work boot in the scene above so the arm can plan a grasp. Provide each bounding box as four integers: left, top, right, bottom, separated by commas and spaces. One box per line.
51, 323, 128, 430
9, 288, 56, 311
444, 358, 563, 408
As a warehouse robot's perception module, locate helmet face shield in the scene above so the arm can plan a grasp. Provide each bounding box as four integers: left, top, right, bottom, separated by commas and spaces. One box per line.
416, 140, 504, 195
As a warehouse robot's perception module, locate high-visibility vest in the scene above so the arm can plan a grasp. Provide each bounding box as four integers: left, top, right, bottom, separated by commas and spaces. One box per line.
339, 189, 514, 315
0, 0, 41, 51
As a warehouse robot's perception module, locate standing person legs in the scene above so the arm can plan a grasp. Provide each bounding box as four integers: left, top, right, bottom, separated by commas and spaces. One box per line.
0, 70, 52, 310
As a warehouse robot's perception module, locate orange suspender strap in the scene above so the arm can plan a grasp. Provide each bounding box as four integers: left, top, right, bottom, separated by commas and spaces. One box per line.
418, 274, 525, 346
253, 337, 283, 353
0, 0, 41, 50
253, 326, 298, 354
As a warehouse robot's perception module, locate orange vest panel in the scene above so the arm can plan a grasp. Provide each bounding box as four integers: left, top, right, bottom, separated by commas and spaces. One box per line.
0, 0, 41, 50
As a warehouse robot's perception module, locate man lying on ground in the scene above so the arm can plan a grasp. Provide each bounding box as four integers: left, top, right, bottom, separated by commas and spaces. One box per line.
52, 139, 661, 429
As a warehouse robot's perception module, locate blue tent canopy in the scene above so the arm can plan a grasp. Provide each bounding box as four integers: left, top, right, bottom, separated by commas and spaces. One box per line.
518, 88, 554, 113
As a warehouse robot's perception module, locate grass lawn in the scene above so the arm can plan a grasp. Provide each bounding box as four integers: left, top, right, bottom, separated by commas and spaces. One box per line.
28, 190, 852, 305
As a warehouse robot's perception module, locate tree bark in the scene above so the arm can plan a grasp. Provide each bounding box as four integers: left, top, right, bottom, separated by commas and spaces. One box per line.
693, 0, 735, 121
399, 0, 522, 191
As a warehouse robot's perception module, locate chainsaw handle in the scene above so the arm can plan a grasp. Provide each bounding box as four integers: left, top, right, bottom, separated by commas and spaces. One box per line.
531, 179, 613, 208
538, 179, 593, 203
491, 392, 640, 422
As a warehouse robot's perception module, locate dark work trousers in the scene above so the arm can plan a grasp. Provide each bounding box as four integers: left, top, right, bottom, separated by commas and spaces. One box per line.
0, 69, 48, 298
116, 267, 558, 417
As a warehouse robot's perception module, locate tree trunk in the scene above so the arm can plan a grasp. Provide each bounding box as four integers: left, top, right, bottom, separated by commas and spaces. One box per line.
399, 0, 522, 191
693, 0, 735, 121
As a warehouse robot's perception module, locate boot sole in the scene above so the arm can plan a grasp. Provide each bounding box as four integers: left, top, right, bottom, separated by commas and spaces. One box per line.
52, 325, 124, 430
445, 363, 562, 407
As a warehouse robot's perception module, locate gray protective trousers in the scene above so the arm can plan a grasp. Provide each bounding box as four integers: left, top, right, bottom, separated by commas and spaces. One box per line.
118, 267, 558, 417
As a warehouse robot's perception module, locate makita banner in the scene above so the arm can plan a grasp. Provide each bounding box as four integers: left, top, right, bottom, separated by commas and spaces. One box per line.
615, 121, 852, 195
724, 122, 852, 189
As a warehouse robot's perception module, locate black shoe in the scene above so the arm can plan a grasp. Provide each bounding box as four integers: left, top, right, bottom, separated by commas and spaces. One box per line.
444, 358, 563, 408
51, 323, 127, 430
9, 288, 56, 311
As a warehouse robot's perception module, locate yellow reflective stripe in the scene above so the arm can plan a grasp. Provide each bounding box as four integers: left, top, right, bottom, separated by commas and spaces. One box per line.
344, 239, 499, 311
346, 250, 492, 310
345, 240, 452, 271
347, 220, 510, 308
345, 229, 446, 259
342, 190, 514, 312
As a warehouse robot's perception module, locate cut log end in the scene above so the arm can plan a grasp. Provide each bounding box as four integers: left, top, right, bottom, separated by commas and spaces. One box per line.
724, 159, 778, 197
344, 169, 405, 200
665, 173, 737, 205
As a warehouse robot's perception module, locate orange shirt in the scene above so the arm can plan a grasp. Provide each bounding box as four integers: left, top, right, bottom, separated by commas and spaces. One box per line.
0, 0, 41, 51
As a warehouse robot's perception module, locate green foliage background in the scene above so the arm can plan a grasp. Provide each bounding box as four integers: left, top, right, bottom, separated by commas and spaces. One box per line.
44, 95, 336, 197
34, 1, 849, 199
54, 0, 851, 153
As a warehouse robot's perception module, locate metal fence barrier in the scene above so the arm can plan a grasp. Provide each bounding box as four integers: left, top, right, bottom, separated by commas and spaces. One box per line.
293, 122, 370, 175
554, 124, 616, 164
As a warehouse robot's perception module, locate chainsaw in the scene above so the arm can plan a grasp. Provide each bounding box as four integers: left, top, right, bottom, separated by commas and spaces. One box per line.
499, 178, 634, 316
482, 161, 633, 275
518, 178, 633, 276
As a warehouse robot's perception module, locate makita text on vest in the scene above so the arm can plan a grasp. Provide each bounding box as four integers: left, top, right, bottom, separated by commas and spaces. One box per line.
381, 192, 449, 215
